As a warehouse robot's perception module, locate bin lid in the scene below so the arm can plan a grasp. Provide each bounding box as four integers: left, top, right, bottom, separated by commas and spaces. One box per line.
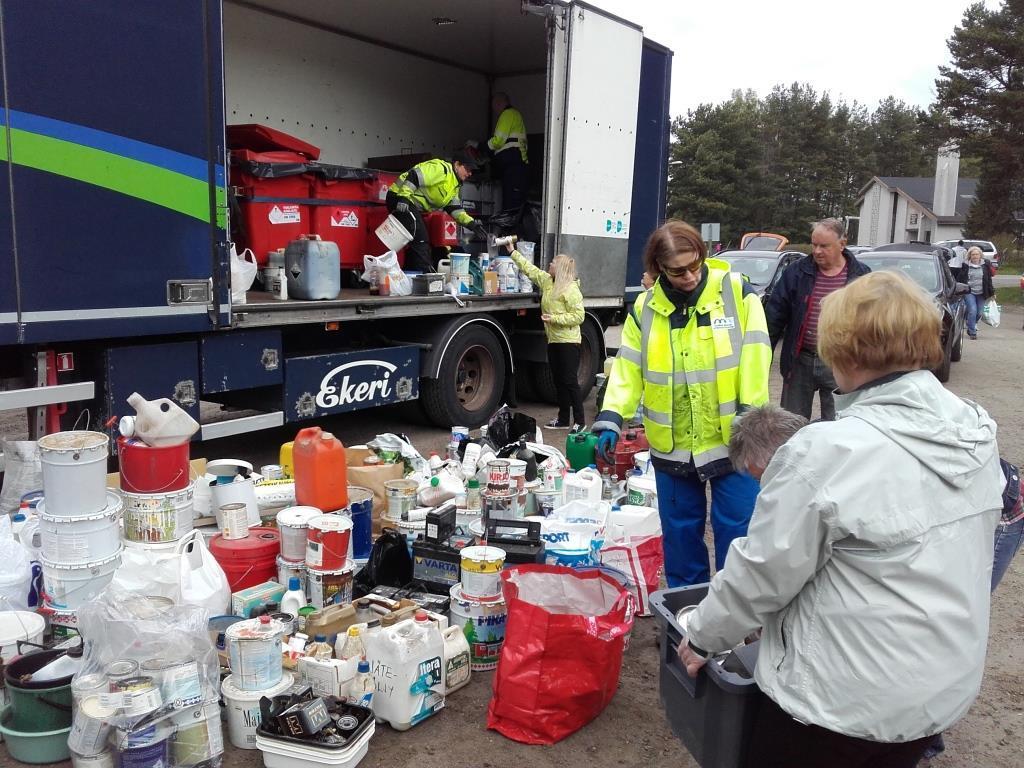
227, 124, 321, 160
230, 149, 309, 179
210, 529, 281, 560
307, 162, 376, 182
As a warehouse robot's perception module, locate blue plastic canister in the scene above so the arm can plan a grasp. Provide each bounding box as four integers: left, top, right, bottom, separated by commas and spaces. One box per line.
285, 235, 341, 300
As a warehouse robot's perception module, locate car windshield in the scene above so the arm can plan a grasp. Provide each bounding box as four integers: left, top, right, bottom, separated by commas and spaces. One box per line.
859, 255, 941, 293
743, 236, 785, 251
717, 254, 780, 284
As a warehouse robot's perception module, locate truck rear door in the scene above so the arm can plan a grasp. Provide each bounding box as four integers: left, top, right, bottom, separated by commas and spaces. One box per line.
0, 0, 228, 345
544, 2, 644, 299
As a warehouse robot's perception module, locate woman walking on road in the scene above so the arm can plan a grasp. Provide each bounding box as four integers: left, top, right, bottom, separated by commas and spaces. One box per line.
956, 245, 994, 339
507, 243, 586, 428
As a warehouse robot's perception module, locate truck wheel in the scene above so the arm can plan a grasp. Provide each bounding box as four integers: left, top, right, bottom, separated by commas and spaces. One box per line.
420, 325, 507, 427
530, 319, 603, 403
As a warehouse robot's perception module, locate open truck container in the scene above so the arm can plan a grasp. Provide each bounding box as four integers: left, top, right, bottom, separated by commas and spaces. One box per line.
0, 0, 672, 445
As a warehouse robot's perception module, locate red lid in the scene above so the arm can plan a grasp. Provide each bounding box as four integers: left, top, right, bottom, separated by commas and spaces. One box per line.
226, 124, 321, 159
259, 615, 270, 625
210, 529, 281, 560
414, 611, 428, 622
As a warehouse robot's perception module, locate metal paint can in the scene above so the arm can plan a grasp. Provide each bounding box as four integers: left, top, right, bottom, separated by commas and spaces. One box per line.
275, 506, 320, 561
225, 617, 284, 691
276, 555, 307, 593
307, 561, 355, 609
113, 676, 162, 717
220, 502, 251, 540
105, 660, 140, 689
140, 656, 202, 710
171, 701, 224, 766
67, 695, 117, 756
260, 464, 285, 481
109, 723, 172, 768
486, 460, 511, 493
481, 491, 517, 527
507, 459, 527, 494
71, 750, 114, 768
384, 479, 418, 520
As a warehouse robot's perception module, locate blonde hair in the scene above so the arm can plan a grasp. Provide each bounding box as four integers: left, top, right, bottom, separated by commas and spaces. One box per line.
967, 246, 983, 261
817, 270, 942, 373
550, 253, 577, 295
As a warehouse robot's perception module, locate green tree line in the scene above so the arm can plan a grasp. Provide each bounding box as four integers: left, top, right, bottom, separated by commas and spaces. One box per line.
669, 0, 1022, 247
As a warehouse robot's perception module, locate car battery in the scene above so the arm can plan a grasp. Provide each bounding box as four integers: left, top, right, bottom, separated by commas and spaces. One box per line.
230, 148, 314, 266
485, 518, 545, 565
412, 273, 445, 295
596, 427, 650, 479
413, 504, 463, 594
307, 163, 378, 270
425, 211, 459, 246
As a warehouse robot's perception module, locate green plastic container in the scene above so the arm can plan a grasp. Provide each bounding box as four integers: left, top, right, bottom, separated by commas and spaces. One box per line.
0, 706, 72, 764
566, 431, 599, 470
3, 648, 74, 732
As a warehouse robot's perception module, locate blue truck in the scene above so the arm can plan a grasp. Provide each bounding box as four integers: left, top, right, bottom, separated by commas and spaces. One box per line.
0, 0, 671, 445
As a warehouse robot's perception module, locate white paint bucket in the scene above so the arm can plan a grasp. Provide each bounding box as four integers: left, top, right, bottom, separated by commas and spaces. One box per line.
276, 555, 307, 593
39, 501, 122, 564
225, 617, 284, 691
459, 546, 506, 598
307, 561, 354, 609
633, 451, 652, 475
374, 213, 413, 252
122, 484, 194, 543
0, 611, 45, 661
37, 431, 110, 516
221, 672, 294, 750
276, 506, 320, 561
42, 549, 122, 610
71, 750, 114, 768
219, 503, 251, 540
170, 701, 223, 766
68, 695, 117, 756
626, 474, 658, 509
211, 478, 261, 528
384, 479, 418, 520
448, 584, 508, 671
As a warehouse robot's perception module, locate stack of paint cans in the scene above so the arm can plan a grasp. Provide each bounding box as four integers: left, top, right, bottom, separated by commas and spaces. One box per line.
36, 431, 123, 612
274, 506, 318, 596
305, 511, 354, 609
448, 543, 508, 672
220, 615, 294, 750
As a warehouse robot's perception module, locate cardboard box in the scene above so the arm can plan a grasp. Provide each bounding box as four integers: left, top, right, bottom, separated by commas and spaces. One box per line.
297, 656, 357, 698
232, 581, 287, 618
483, 271, 499, 295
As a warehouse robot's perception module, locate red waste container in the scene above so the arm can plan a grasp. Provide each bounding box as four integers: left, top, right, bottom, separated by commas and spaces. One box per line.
308, 164, 378, 270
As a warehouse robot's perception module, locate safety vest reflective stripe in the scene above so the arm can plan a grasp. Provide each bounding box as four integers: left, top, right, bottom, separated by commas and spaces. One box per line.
693, 443, 730, 466
618, 346, 641, 365
652, 446, 692, 463
646, 368, 715, 386
643, 406, 672, 426
639, 298, 655, 379
719, 400, 738, 417
744, 329, 771, 346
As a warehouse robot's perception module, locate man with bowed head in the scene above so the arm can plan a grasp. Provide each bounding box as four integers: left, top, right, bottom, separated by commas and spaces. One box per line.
764, 218, 870, 420
591, 220, 772, 587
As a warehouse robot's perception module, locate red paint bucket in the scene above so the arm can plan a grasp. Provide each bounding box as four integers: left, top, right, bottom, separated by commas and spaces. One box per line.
305, 514, 352, 571
118, 436, 190, 494
210, 529, 281, 591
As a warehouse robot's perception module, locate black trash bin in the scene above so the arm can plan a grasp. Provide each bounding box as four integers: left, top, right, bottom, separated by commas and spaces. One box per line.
650, 584, 765, 768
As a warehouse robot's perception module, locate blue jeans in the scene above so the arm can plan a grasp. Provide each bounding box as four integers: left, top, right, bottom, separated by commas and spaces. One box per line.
653, 469, 760, 587
965, 292, 982, 336
992, 517, 1024, 591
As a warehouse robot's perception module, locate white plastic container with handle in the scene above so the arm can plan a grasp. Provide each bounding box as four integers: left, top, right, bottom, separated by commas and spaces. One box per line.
121, 392, 199, 447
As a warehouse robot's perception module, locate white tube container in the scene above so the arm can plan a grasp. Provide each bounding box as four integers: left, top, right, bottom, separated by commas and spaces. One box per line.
37, 431, 110, 516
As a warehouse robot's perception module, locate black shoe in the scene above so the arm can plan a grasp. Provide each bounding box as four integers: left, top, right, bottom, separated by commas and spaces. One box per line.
546, 418, 571, 429
969, 333, 978, 340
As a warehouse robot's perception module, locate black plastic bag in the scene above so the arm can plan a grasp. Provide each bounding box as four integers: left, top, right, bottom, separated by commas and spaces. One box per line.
352, 528, 412, 598
486, 405, 537, 452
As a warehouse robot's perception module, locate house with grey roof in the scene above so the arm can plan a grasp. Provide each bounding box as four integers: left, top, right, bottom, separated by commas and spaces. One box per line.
853, 145, 977, 247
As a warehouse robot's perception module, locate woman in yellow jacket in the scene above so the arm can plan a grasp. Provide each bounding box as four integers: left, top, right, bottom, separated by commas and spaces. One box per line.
507, 243, 586, 428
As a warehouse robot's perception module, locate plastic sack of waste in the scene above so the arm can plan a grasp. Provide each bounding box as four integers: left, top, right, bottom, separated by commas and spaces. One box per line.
230, 244, 258, 304
368, 433, 429, 481
0, 515, 35, 610
72, 583, 224, 767
982, 298, 1001, 327
1, 440, 42, 515
486, 405, 539, 452
361, 251, 412, 296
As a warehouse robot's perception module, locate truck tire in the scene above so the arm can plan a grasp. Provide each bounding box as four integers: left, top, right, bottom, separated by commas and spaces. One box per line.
531, 319, 603, 403
420, 325, 507, 427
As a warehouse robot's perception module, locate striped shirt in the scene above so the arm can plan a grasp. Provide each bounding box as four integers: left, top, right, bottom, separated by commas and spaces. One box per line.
804, 264, 848, 347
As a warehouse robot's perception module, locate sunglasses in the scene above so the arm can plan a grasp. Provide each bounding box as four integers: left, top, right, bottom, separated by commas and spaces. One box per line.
660, 257, 704, 277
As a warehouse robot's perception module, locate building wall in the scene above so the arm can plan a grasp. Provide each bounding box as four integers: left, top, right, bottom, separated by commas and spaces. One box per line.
935, 223, 966, 242
858, 182, 891, 246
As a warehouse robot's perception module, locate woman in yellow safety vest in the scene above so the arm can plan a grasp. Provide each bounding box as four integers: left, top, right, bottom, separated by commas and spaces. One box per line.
592, 220, 772, 587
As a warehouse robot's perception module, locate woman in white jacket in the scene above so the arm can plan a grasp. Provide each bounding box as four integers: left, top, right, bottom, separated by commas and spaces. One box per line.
679, 270, 1004, 767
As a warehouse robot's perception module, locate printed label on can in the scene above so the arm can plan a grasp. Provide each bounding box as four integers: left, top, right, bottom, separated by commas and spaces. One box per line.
445, 651, 471, 690
306, 539, 323, 568
163, 663, 202, 709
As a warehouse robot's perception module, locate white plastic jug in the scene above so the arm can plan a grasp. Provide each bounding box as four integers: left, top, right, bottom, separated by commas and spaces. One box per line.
122, 392, 199, 447
563, 467, 602, 503
607, 504, 661, 540
418, 467, 463, 507
364, 616, 445, 730
442, 625, 471, 695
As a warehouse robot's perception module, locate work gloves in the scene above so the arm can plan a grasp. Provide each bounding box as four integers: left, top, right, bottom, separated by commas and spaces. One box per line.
394, 201, 410, 214
595, 430, 618, 463
471, 222, 488, 241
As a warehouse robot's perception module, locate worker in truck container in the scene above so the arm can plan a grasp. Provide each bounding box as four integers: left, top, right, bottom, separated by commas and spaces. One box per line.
386, 152, 487, 273
487, 92, 529, 213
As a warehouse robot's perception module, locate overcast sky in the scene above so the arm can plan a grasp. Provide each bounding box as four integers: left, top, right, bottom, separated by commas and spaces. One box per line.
594, 0, 1001, 117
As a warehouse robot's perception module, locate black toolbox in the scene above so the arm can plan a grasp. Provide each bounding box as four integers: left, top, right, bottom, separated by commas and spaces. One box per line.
486, 518, 545, 565
650, 584, 765, 768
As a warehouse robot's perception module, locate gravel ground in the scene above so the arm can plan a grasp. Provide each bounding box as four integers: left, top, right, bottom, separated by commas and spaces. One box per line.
1, 309, 1021, 768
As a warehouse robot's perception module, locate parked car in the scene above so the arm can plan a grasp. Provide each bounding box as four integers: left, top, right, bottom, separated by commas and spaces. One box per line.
845, 245, 874, 256
740, 232, 790, 251
716, 249, 805, 301
873, 242, 957, 263
936, 239, 1000, 270
858, 250, 968, 383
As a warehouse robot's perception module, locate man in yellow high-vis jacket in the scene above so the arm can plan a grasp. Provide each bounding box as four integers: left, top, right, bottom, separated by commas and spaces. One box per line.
592, 220, 772, 587
487, 92, 529, 213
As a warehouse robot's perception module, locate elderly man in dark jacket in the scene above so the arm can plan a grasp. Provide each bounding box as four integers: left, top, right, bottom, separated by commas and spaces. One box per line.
763, 219, 870, 420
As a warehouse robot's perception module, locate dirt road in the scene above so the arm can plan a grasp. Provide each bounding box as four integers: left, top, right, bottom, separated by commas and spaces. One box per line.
1, 310, 1021, 768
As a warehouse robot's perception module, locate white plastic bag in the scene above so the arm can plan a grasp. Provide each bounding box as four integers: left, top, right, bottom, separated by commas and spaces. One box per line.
1, 440, 42, 515
177, 530, 230, 613
982, 298, 1001, 328
112, 543, 181, 601
0, 516, 33, 610
231, 244, 258, 304
361, 251, 412, 296
368, 433, 429, 481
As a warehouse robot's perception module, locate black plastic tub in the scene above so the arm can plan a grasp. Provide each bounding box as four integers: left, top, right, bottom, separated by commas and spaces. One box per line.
650, 584, 765, 768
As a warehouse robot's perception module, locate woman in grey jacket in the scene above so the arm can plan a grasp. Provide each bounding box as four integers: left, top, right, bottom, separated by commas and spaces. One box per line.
679, 270, 1005, 767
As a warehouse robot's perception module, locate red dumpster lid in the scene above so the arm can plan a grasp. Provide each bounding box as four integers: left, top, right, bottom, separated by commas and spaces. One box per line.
226, 124, 321, 160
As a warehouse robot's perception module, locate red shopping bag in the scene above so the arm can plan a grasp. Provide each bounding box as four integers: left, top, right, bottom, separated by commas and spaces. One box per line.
600, 534, 665, 616
486, 564, 635, 745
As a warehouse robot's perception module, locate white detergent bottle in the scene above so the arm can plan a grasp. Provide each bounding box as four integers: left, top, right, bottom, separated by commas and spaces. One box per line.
122, 391, 199, 447
364, 612, 445, 730
563, 466, 603, 502
442, 625, 471, 695
280, 577, 306, 621
418, 467, 463, 507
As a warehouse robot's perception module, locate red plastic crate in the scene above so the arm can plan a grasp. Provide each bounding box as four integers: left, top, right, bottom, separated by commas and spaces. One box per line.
426, 212, 459, 246
309, 168, 377, 270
